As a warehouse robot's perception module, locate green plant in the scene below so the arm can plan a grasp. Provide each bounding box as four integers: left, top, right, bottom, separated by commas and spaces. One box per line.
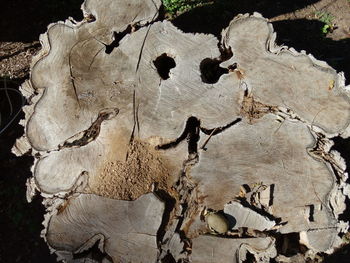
315, 11, 335, 34
162, 0, 213, 17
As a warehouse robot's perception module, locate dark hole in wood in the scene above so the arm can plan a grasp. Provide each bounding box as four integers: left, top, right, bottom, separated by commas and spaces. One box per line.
242, 251, 256, 263
200, 58, 229, 84
275, 232, 306, 257
153, 53, 176, 80
154, 188, 176, 244
161, 253, 176, 263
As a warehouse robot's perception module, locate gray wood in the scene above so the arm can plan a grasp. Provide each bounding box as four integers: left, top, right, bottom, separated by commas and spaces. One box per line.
46, 193, 164, 262
14, 0, 350, 261
191, 235, 277, 263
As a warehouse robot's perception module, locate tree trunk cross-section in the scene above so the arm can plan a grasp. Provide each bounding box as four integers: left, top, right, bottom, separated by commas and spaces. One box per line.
12, 0, 350, 262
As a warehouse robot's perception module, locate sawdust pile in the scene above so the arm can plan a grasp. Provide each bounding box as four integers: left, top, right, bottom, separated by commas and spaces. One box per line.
89, 140, 175, 200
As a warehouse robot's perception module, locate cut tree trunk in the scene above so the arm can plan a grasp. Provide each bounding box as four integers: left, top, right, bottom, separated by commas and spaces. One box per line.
13, 0, 350, 262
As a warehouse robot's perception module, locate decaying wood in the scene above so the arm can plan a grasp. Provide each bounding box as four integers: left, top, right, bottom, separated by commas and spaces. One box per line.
13, 0, 350, 261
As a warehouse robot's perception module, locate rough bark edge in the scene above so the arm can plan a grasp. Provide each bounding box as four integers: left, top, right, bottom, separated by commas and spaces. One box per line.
223, 12, 349, 116
219, 12, 350, 253
11, 0, 163, 198
11, 7, 350, 258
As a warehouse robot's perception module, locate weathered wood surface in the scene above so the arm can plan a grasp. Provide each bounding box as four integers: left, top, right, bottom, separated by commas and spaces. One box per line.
191, 236, 277, 263
46, 193, 163, 263
13, 0, 350, 262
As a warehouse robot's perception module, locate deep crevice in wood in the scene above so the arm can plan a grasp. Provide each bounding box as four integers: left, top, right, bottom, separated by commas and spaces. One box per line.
308, 204, 315, 222
236, 197, 282, 224
274, 232, 307, 257
105, 26, 133, 54
218, 43, 233, 61
72, 239, 113, 262
20, 3, 350, 260
156, 116, 200, 155
160, 253, 176, 263
68, 43, 81, 107
154, 188, 177, 247
241, 251, 256, 263
308, 133, 343, 215
157, 116, 241, 154
59, 108, 119, 149
200, 117, 242, 136
167, 168, 200, 261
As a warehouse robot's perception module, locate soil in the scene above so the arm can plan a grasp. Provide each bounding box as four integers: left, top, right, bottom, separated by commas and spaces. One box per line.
1, 0, 350, 262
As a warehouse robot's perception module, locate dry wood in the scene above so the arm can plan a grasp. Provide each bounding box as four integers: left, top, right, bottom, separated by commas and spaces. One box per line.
13, 0, 350, 261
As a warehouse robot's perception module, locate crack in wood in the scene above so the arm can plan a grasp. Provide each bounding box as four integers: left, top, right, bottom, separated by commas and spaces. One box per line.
105, 26, 133, 54
59, 108, 119, 150
154, 188, 177, 256
73, 238, 113, 262
240, 86, 278, 122
68, 41, 83, 108
309, 133, 345, 180
156, 116, 241, 155
20, 3, 350, 260
135, 6, 160, 73
236, 197, 281, 225
129, 90, 139, 145
307, 132, 342, 224
157, 151, 202, 261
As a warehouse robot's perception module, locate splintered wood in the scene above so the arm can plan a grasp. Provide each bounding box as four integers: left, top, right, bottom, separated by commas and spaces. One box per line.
14, 0, 350, 262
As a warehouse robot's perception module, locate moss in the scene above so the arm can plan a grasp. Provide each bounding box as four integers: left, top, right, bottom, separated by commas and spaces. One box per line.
162, 0, 213, 17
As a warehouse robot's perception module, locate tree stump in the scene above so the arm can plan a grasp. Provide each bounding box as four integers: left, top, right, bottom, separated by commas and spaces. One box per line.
13, 0, 350, 262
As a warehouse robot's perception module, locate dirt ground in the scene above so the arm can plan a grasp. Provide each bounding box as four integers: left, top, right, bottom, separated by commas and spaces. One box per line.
1, 0, 350, 262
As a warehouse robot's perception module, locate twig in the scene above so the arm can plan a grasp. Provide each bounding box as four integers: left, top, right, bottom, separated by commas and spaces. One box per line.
0, 87, 25, 135
4, 78, 13, 115
200, 128, 217, 151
